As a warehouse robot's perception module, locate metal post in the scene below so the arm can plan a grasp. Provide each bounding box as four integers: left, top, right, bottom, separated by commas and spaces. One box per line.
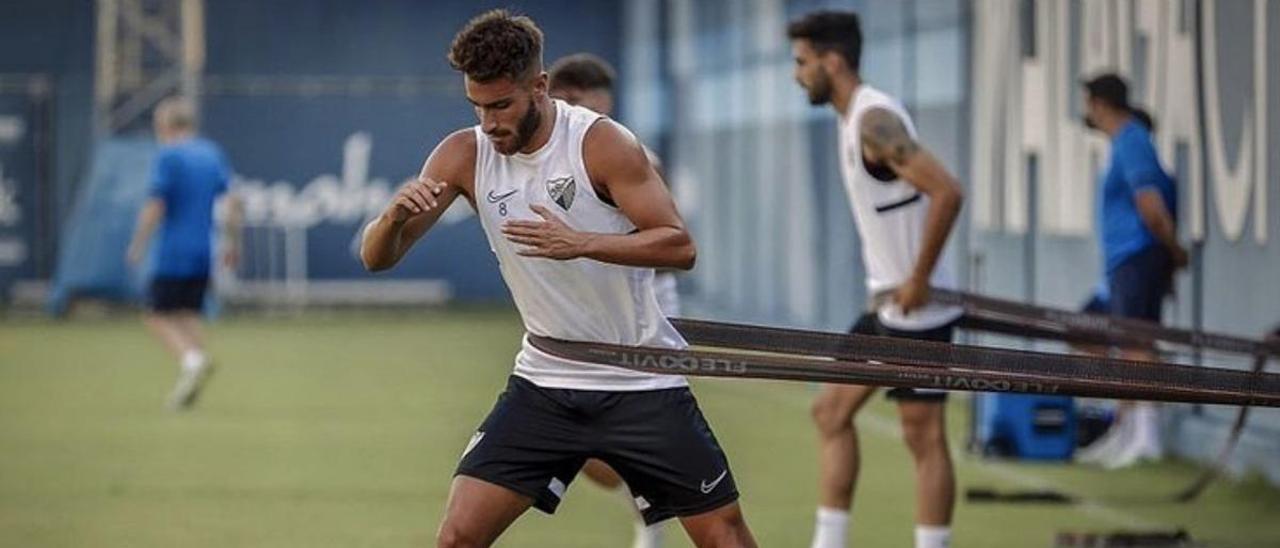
93, 0, 205, 136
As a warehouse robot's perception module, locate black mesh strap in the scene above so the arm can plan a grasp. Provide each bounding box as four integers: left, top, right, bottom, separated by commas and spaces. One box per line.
526, 322, 1280, 407
668, 319, 1273, 398
924, 288, 1280, 357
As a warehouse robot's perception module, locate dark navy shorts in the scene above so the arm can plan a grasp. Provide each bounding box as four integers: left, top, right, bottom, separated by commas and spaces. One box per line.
455, 376, 739, 524
850, 313, 955, 402
1107, 245, 1171, 322
148, 276, 208, 313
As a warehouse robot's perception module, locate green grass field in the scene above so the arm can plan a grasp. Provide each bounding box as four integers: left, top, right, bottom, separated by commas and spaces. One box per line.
3, 310, 1279, 547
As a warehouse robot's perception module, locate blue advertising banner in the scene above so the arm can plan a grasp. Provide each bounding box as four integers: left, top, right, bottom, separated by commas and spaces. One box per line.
0, 92, 38, 301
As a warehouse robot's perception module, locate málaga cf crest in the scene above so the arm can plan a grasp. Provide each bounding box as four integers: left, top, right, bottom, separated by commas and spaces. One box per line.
546, 176, 575, 211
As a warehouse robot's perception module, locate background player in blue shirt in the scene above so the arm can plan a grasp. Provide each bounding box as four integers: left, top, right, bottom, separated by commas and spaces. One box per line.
1076, 74, 1186, 468
126, 97, 242, 411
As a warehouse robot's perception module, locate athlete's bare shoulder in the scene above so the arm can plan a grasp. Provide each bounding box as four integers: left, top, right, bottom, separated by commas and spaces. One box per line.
581, 118, 651, 185
858, 107, 920, 167
424, 128, 478, 198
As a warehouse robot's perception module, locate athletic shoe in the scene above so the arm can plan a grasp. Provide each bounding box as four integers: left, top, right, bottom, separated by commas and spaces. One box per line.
1101, 435, 1163, 470
167, 359, 215, 411
1076, 417, 1132, 465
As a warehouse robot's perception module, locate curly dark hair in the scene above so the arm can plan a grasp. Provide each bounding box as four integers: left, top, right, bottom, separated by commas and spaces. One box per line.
548, 53, 616, 92
448, 9, 544, 83
787, 10, 862, 72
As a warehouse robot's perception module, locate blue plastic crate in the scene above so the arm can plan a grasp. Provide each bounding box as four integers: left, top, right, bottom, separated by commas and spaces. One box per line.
973, 393, 1076, 460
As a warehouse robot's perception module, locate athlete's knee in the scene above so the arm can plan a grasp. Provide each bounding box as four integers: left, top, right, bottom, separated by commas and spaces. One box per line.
900, 407, 948, 459
810, 397, 855, 436
689, 505, 756, 548
436, 522, 489, 548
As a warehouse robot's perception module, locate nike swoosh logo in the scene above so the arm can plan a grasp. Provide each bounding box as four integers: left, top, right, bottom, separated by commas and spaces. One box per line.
700, 470, 728, 494
486, 189, 518, 203
461, 432, 484, 458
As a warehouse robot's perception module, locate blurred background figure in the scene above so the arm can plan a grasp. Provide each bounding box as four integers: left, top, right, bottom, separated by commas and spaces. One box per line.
1075, 74, 1184, 469
548, 51, 676, 548
787, 10, 964, 548
126, 97, 241, 410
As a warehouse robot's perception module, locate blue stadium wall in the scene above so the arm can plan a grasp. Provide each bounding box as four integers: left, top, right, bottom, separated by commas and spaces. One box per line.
0, 0, 624, 302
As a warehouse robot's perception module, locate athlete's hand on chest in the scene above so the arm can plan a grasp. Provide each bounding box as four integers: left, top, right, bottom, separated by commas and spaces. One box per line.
501, 204, 595, 260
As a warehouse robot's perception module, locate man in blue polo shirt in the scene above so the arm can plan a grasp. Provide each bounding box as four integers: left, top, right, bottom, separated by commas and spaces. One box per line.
126, 97, 241, 410
1075, 74, 1186, 468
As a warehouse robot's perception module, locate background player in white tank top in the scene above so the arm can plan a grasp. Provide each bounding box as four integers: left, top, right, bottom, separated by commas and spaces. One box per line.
547, 52, 678, 548
789, 10, 965, 548
359, 10, 755, 548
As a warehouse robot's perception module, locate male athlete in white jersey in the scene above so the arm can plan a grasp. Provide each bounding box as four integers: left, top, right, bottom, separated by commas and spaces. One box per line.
360, 11, 756, 548
788, 10, 965, 548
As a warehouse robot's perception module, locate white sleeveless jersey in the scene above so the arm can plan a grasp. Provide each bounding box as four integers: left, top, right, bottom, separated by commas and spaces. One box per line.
653, 272, 680, 317
837, 85, 962, 331
473, 100, 688, 391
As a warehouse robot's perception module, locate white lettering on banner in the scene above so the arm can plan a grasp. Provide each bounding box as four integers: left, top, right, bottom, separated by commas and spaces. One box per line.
0, 238, 26, 266
1201, 0, 1268, 244
971, 0, 1270, 244
1136, 0, 1204, 239
0, 116, 24, 144
970, 0, 1016, 229
1023, 0, 1105, 236
234, 132, 475, 229
0, 163, 20, 227
1011, 0, 1042, 233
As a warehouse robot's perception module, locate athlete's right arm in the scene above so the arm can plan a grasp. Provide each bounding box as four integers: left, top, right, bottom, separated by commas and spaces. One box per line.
859, 107, 965, 313
360, 129, 476, 272
126, 198, 164, 266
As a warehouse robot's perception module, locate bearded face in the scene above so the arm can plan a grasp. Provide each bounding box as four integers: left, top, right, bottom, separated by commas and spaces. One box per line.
792, 39, 835, 106
467, 75, 548, 155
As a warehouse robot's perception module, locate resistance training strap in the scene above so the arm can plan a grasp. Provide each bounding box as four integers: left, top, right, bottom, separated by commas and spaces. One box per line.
527, 320, 1280, 407
925, 288, 1280, 358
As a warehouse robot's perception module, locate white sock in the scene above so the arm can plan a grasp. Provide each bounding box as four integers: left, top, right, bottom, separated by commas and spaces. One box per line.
632, 520, 664, 548
1130, 403, 1163, 454
915, 525, 951, 548
1101, 409, 1136, 447
810, 507, 849, 548
180, 350, 207, 372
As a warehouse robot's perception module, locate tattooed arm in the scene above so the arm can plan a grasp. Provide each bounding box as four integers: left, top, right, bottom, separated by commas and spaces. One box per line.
859, 107, 964, 313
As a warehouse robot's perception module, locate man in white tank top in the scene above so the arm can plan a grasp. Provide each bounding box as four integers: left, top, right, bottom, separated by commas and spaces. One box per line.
788, 10, 965, 548
548, 52, 679, 548
359, 10, 755, 548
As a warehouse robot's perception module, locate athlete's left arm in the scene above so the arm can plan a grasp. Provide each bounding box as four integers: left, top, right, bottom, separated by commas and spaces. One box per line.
501, 119, 695, 269
219, 192, 244, 269
860, 107, 964, 312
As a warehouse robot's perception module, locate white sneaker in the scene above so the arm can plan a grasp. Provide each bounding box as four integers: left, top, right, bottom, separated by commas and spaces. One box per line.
167, 359, 215, 411
1101, 404, 1164, 469
1101, 436, 1163, 470
1076, 417, 1131, 465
